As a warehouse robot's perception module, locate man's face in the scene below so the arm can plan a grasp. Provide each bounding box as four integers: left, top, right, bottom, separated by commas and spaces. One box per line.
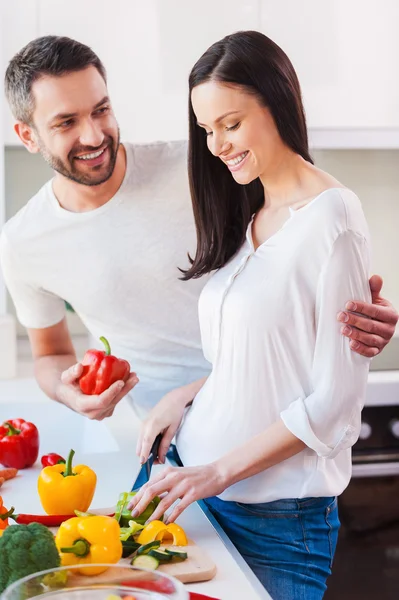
30, 66, 119, 186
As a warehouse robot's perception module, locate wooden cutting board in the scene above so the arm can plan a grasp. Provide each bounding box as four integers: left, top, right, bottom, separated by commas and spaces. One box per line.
50, 525, 217, 585
121, 539, 217, 583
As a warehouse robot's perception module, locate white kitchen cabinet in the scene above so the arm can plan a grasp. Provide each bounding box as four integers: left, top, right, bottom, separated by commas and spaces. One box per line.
261, 0, 399, 131
2, 1, 399, 146
1, 0, 39, 145
38, 0, 259, 142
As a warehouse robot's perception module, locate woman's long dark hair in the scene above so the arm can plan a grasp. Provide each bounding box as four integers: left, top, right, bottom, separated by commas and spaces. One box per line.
181, 30, 313, 280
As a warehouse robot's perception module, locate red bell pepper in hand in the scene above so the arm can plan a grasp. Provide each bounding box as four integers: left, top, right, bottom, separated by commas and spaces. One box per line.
79, 336, 130, 395
41, 453, 65, 467
0, 419, 39, 469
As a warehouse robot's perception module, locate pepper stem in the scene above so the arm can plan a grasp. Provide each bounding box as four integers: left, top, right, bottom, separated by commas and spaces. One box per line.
63, 449, 76, 478
4, 422, 21, 436
99, 336, 111, 356
60, 538, 91, 557
0, 506, 16, 520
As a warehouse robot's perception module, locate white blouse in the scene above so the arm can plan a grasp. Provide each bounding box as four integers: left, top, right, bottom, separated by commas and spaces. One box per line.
176, 188, 371, 503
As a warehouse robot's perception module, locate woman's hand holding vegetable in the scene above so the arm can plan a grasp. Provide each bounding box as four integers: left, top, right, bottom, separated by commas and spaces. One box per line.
130, 419, 305, 524
129, 462, 226, 524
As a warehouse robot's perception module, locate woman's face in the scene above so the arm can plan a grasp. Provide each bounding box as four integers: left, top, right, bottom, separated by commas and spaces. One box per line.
191, 80, 283, 185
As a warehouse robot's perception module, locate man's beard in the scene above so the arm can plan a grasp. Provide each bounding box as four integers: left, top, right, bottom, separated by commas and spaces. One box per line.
38, 130, 120, 186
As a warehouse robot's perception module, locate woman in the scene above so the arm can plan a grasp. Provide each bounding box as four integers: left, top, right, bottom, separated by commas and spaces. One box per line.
129, 31, 371, 599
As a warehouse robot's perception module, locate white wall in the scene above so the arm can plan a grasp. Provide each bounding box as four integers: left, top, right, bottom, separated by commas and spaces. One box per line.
4, 146, 399, 340
2, 1, 399, 145
314, 149, 399, 317
1, 2, 398, 344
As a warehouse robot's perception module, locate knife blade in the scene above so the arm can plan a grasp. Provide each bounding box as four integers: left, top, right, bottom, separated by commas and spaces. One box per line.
131, 433, 162, 492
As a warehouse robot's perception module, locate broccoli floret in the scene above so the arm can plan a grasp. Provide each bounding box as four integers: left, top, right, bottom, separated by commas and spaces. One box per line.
0, 522, 60, 592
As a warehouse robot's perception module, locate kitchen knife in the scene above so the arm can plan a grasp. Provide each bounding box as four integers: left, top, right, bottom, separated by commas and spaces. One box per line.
130, 433, 162, 492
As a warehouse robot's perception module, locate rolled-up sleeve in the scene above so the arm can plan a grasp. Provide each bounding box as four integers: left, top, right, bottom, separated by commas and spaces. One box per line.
281, 229, 371, 459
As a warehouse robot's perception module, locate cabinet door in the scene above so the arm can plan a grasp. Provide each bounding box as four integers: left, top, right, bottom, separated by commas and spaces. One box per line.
39, 0, 259, 142
1, 0, 39, 145
261, 0, 399, 128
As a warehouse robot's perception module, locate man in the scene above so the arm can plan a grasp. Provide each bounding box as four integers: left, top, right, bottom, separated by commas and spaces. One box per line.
1, 36, 397, 421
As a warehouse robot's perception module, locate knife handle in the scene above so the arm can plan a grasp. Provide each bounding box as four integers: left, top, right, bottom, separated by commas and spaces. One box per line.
149, 433, 163, 464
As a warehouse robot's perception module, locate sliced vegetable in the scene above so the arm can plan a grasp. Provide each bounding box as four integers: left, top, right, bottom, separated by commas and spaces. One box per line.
119, 519, 144, 541
75, 509, 115, 518
115, 491, 162, 527
74, 510, 95, 518
163, 523, 188, 546
137, 540, 161, 555
165, 548, 188, 560
148, 549, 173, 563
137, 521, 168, 545
121, 539, 141, 558
131, 555, 159, 570
137, 520, 188, 546
114, 491, 128, 524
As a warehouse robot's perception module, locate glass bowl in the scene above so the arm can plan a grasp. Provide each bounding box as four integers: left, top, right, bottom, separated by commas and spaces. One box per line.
1, 564, 189, 600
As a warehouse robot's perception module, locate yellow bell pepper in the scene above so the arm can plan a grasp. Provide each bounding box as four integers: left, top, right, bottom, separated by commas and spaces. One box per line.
137, 520, 188, 546
55, 515, 123, 575
37, 449, 96, 515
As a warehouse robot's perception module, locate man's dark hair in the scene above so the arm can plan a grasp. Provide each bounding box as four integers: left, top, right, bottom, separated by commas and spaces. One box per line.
4, 35, 107, 125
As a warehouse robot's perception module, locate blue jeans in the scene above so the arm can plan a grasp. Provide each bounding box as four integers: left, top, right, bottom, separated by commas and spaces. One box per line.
203, 495, 340, 600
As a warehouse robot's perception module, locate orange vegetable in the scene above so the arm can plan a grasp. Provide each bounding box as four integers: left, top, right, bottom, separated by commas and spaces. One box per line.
0, 497, 11, 530
137, 520, 188, 546
0, 468, 18, 481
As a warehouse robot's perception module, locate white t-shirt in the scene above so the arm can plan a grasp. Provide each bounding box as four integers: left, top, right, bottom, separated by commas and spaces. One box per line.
0, 141, 211, 413
177, 188, 371, 503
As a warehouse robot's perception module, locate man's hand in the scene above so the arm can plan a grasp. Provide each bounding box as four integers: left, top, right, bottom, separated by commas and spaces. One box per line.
57, 363, 139, 420
338, 275, 398, 358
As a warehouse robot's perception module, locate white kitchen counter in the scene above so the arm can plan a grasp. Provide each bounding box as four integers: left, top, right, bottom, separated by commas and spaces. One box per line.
0, 378, 271, 600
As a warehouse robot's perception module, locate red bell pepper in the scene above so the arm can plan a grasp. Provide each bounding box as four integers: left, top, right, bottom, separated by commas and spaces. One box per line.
79, 336, 130, 395
41, 453, 65, 467
0, 419, 39, 469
